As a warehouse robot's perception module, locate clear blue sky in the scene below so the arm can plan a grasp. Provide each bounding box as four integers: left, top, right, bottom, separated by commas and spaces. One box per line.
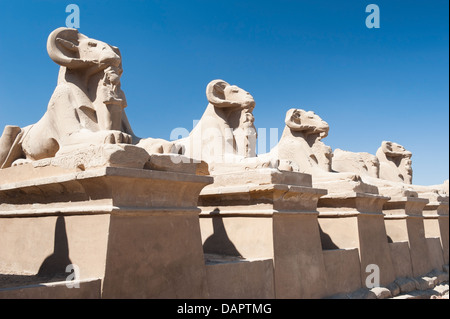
0, 0, 448, 186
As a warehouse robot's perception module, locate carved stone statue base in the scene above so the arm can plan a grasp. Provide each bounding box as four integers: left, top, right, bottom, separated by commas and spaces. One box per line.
198, 168, 329, 298
423, 198, 449, 265
0, 166, 213, 298
383, 197, 434, 277
317, 192, 397, 287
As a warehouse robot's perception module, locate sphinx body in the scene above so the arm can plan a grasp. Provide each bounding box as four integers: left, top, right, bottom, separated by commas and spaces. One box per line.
333, 149, 380, 179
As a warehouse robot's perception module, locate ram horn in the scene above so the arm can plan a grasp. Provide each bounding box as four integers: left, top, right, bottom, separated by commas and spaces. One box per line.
206, 79, 241, 108
47, 27, 87, 69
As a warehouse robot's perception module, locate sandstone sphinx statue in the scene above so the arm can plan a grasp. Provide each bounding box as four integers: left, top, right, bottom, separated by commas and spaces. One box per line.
376, 141, 413, 184
0, 27, 139, 169
263, 108, 376, 193
376, 141, 447, 196
0, 28, 185, 172
266, 108, 332, 175
172, 79, 277, 173
332, 142, 417, 197
332, 141, 448, 198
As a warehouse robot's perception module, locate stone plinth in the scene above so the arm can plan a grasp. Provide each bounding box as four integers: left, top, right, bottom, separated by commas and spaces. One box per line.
0, 165, 213, 299
204, 254, 275, 299
0, 278, 102, 299
323, 248, 362, 297
422, 197, 449, 265
198, 168, 329, 299
389, 241, 414, 278
383, 197, 433, 277
317, 192, 396, 287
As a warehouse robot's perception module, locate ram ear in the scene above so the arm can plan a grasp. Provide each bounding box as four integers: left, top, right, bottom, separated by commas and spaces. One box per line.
206, 80, 241, 108
47, 27, 88, 68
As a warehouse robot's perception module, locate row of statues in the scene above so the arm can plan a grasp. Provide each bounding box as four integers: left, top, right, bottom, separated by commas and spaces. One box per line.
0, 28, 448, 198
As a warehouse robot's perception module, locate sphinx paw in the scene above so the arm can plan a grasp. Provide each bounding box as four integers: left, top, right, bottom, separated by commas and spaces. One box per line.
103, 131, 133, 144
